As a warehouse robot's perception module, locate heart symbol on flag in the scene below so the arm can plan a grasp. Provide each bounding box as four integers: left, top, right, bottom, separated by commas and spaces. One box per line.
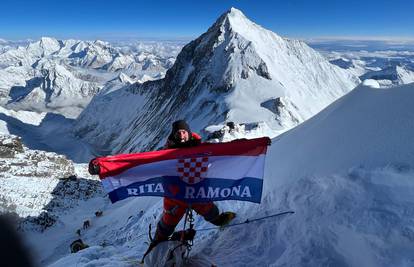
168, 185, 180, 196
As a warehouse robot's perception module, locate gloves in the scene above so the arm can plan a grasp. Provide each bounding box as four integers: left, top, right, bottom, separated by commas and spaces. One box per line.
88, 159, 100, 175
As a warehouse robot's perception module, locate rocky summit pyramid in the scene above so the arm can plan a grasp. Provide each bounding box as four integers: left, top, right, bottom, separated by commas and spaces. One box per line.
74, 8, 359, 154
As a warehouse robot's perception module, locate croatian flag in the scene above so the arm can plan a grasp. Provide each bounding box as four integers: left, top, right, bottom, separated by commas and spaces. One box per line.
91, 137, 270, 204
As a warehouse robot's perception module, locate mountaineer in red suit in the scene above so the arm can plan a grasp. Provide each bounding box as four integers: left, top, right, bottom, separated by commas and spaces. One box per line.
153, 120, 235, 243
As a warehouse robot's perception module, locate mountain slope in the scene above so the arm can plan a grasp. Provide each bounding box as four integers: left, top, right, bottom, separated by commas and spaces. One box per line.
217, 80, 414, 266
37, 80, 414, 267
0, 106, 96, 162
264, 79, 414, 188
74, 8, 359, 154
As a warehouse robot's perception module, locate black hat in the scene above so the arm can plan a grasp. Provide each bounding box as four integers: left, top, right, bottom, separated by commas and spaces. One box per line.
171, 120, 191, 135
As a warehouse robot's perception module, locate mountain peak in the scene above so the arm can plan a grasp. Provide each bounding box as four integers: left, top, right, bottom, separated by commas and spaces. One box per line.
74, 7, 358, 154
216, 7, 251, 30
211, 7, 281, 44
39, 36, 61, 49
26, 36, 62, 56
226, 7, 246, 18
39, 36, 58, 43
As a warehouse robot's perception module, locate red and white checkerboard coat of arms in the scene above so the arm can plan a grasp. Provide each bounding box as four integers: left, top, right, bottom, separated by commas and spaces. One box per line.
177, 157, 209, 184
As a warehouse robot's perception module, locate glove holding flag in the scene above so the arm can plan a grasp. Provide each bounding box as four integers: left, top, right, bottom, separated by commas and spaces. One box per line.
89, 137, 270, 204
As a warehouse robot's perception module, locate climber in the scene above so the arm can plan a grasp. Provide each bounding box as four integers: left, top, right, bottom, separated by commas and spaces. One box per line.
152, 120, 235, 245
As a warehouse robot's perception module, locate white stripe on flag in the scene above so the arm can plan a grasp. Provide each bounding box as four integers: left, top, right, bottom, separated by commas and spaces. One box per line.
101, 154, 265, 192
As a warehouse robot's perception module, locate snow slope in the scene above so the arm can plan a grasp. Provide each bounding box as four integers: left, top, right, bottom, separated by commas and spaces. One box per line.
29, 80, 414, 267
265, 79, 414, 187
0, 106, 96, 163
243, 80, 414, 266
74, 8, 358, 154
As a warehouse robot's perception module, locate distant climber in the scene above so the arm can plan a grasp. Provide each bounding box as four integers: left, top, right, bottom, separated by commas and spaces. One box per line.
82, 220, 90, 230
70, 239, 89, 253
95, 211, 103, 217
151, 120, 235, 245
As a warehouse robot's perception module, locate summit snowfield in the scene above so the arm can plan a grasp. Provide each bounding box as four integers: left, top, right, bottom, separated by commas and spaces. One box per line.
74, 8, 359, 154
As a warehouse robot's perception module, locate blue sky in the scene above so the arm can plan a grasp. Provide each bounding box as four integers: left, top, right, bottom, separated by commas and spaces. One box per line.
1, 0, 413, 40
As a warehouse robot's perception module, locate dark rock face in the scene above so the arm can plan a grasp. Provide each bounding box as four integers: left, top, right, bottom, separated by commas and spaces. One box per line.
0, 134, 104, 231
261, 97, 284, 116
20, 177, 103, 232
360, 66, 398, 82
256, 62, 271, 80
330, 58, 354, 69
260, 97, 300, 126
0, 135, 24, 158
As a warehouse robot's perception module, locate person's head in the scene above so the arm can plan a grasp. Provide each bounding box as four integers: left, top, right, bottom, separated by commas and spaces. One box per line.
171, 120, 191, 143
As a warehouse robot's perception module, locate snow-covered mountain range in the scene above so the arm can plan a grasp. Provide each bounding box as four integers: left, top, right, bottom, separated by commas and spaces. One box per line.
0, 7, 413, 267
320, 46, 414, 87
73, 8, 359, 154
360, 65, 414, 86
0, 37, 177, 118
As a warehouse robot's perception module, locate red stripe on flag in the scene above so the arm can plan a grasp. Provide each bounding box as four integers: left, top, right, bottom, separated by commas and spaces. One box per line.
93, 137, 270, 179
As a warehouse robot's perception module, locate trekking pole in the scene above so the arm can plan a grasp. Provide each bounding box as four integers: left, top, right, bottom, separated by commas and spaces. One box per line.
197, 211, 295, 232
181, 208, 189, 242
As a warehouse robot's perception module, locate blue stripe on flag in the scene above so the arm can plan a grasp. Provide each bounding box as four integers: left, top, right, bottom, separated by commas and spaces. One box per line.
107, 176, 263, 204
